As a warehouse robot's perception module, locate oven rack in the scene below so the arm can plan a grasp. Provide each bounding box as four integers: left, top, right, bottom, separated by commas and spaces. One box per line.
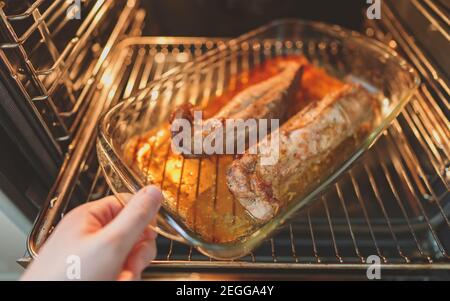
0, 0, 144, 158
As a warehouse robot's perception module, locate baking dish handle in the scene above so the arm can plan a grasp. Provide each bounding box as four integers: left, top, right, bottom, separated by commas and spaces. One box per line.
153, 213, 190, 244
96, 139, 190, 244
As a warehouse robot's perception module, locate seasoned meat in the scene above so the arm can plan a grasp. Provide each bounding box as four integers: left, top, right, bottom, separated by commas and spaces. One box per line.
170, 61, 304, 157
226, 84, 380, 222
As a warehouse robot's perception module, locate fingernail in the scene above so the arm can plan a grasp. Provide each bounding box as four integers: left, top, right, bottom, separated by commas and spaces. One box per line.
141, 185, 163, 210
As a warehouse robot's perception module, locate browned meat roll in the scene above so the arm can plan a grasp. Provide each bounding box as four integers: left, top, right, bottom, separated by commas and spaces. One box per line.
170, 61, 304, 158
226, 84, 380, 222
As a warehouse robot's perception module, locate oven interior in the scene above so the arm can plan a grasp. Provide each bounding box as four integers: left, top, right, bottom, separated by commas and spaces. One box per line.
0, 0, 448, 280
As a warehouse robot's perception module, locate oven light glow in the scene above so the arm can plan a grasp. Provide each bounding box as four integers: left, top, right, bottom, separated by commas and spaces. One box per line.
101, 72, 114, 87
136, 143, 151, 164
150, 90, 160, 100
165, 158, 183, 184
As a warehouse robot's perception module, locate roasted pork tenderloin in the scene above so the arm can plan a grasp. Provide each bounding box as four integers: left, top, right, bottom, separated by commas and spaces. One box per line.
226, 84, 380, 222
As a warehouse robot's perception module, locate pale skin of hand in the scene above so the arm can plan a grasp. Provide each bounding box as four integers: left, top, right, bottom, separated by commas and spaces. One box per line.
21, 186, 163, 281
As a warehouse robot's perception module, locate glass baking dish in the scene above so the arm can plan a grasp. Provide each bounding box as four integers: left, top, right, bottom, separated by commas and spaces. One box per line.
97, 19, 420, 259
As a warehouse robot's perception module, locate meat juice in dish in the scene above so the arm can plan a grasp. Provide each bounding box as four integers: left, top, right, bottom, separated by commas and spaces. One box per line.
123, 56, 380, 243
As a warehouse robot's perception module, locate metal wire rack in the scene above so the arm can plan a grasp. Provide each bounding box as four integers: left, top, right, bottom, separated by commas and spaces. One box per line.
15, 0, 449, 275
0, 0, 144, 157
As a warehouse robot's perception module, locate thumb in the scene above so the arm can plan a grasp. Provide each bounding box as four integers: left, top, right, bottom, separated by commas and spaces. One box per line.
101, 186, 162, 256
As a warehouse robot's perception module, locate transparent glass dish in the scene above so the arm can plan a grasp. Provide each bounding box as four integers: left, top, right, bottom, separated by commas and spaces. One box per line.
97, 19, 420, 259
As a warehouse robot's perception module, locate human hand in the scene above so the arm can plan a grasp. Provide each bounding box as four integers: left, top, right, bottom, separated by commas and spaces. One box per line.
21, 186, 163, 281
